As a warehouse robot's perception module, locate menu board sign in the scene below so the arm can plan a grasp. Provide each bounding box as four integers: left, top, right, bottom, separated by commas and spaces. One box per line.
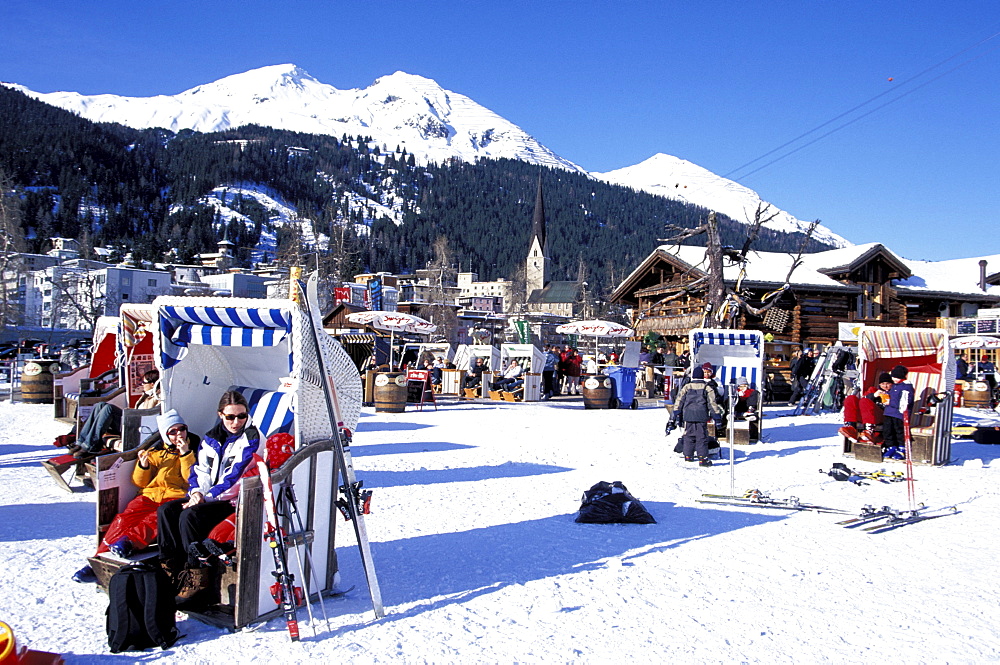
977, 318, 999, 334
956, 319, 977, 335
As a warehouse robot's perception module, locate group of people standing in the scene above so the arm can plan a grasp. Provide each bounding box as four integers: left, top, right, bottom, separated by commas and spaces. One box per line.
541, 345, 583, 399
74, 390, 262, 609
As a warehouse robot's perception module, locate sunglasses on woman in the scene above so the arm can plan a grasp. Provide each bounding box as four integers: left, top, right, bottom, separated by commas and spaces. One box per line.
222, 412, 249, 422
166, 426, 188, 436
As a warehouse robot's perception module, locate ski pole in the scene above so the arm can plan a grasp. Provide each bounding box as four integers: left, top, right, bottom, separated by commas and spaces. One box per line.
728, 384, 736, 497
277, 484, 318, 635
282, 483, 332, 633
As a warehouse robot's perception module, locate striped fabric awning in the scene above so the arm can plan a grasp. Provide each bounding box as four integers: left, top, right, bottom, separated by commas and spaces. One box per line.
159, 305, 293, 369
339, 333, 376, 344
691, 330, 764, 388
691, 331, 762, 354
859, 328, 947, 365
232, 385, 295, 437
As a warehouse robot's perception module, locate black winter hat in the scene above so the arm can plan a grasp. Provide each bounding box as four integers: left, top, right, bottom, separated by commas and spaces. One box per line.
878, 372, 893, 384
890, 365, 908, 379
692, 366, 705, 379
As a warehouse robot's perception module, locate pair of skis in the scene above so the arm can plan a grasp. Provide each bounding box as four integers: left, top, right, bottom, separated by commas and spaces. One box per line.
836, 503, 959, 533
298, 275, 384, 620
256, 274, 385, 641
256, 452, 337, 641
697, 489, 851, 515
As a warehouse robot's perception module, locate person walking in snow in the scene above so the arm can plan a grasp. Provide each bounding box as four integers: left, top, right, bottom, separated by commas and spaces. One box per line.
666, 366, 723, 467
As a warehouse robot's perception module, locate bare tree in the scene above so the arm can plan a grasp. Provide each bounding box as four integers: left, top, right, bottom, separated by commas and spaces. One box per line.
0, 171, 27, 329
48, 234, 115, 331
424, 235, 459, 342
318, 203, 360, 285
656, 205, 816, 329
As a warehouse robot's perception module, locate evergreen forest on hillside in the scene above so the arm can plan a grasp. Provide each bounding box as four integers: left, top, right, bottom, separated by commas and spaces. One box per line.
0, 84, 834, 296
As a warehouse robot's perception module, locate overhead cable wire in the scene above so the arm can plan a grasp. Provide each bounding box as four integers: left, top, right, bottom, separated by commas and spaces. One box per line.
733, 40, 1000, 182
722, 27, 1000, 183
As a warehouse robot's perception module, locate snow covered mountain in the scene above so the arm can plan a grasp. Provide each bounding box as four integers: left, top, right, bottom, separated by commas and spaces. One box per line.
6, 64, 583, 173
5, 64, 849, 247
593, 154, 850, 248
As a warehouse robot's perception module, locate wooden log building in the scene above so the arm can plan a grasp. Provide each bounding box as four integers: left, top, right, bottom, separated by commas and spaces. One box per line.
610, 243, 1000, 348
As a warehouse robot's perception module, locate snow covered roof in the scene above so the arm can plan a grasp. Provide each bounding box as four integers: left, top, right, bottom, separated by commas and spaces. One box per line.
613, 243, 1000, 300
896, 254, 1000, 297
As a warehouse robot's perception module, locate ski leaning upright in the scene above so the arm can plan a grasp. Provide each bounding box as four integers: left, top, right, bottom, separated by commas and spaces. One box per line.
254, 453, 301, 641
299, 274, 385, 619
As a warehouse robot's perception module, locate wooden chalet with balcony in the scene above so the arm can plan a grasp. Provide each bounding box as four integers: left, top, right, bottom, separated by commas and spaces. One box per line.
610, 243, 1000, 348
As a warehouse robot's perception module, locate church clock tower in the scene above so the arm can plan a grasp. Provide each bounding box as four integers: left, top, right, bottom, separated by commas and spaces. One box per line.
525, 174, 549, 298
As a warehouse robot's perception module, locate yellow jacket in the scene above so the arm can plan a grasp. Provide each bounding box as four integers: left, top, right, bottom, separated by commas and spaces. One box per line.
132, 442, 198, 504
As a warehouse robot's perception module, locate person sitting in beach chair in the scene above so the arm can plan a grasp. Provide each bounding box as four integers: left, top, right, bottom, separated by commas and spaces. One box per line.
73, 409, 199, 583
158, 390, 260, 607
491, 360, 523, 392
464, 357, 486, 389
70, 369, 162, 459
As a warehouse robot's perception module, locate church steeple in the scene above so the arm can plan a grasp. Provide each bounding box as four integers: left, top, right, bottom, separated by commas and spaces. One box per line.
531, 173, 546, 251
525, 172, 549, 298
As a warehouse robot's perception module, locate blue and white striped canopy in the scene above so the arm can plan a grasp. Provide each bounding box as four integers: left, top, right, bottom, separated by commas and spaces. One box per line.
691, 331, 761, 354
691, 330, 763, 388
159, 305, 293, 369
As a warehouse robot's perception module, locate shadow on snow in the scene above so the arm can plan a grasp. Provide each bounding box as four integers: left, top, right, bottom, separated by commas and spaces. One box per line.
0, 501, 93, 541
332, 501, 786, 633
360, 462, 572, 488
351, 441, 476, 457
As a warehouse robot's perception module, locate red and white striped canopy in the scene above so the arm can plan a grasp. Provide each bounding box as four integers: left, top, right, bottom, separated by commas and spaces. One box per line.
347, 311, 438, 334
951, 336, 1000, 349
555, 320, 634, 337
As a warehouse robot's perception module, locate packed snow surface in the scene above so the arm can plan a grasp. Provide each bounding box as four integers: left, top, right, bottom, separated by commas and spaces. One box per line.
2, 398, 999, 663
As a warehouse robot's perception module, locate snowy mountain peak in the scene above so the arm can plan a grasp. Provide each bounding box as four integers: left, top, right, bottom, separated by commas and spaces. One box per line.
5, 65, 851, 246
9, 65, 582, 171
178, 63, 333, 100
594, 153, 850, 248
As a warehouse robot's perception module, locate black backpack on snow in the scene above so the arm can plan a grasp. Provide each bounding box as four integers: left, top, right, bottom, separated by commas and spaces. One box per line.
106, 562, 178, 652
576, 481, 656, 524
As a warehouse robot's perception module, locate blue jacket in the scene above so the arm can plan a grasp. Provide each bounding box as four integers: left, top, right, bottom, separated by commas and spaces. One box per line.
884, 381, 915, 420
189, 422, 261, 501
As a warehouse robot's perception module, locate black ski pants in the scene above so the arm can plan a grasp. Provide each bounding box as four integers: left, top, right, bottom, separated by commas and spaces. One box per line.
157, 498, 235, 566
882, 415, 905, 450
681, 421, 711, 458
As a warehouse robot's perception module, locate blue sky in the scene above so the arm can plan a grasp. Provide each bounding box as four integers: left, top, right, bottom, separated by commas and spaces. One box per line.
3, 1, 999, 261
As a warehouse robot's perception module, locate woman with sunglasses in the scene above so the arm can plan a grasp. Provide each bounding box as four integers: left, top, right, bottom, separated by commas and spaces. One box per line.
157, 390, 260, 606
72, 409, 198, 583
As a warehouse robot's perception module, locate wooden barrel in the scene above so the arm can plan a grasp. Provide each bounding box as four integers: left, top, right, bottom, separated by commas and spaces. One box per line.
374, 372, 408, 413
963, 381, 992, 409
21, 359, 58, 404
581, 374, 613, 409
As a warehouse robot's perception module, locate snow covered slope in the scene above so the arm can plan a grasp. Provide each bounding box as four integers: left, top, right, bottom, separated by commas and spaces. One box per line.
594, 153, 850, 248
5, 64, 850, 246
7, 64, 583, 173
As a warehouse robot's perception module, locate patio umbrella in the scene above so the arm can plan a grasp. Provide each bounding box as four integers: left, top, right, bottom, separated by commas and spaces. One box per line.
555, 320, 635, 359
950, 336, 1000, 349
347, 311, 438, 370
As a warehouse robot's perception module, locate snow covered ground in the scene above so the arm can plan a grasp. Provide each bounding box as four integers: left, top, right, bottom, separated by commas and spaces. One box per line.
2, 397, 999, 663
